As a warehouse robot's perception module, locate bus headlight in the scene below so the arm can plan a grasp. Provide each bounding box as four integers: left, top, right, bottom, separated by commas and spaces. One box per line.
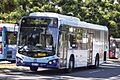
48, 61, 52, 65
48, 59, 57, 65
53, 60, 56, 63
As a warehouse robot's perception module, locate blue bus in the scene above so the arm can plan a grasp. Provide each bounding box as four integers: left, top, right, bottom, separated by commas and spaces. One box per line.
0, 23, 18, 62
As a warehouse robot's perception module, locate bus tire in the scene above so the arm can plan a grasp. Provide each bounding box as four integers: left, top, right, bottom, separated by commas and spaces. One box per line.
94, 55, 99, 68
30, 67, 38, 71
10, 61, 16, 63
67, 56, 74, 72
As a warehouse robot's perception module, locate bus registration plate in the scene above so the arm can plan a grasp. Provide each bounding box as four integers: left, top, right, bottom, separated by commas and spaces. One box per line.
31, 63, 39, 66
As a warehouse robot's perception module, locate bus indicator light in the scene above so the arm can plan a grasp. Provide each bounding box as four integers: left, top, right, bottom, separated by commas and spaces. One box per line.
54, 21, 57, 24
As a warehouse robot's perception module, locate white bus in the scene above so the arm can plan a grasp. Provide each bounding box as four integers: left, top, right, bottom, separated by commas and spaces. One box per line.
16, 12, 109, 72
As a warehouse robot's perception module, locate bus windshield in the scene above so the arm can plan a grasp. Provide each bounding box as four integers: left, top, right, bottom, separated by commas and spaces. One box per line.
18, 17, 56, 53
6, 32, 17, 45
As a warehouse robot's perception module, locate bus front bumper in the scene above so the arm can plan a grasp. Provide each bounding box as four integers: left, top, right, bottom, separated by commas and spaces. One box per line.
16, 57, 60, 68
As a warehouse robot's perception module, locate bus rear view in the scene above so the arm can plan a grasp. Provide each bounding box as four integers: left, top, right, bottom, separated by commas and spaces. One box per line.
0, 24, 18, 62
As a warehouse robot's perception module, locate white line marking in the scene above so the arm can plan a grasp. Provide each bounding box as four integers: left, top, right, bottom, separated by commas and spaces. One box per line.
89, 70, 101, 74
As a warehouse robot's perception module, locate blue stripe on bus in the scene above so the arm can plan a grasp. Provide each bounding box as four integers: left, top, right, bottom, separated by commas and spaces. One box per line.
16, 61, 59, 68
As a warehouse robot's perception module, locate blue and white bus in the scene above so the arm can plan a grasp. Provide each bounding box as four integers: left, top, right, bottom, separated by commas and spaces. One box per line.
0, 23, 18, 62
16, 12, 109, 72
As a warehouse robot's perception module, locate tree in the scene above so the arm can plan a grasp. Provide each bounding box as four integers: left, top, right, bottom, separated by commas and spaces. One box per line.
0, 0, 120, 37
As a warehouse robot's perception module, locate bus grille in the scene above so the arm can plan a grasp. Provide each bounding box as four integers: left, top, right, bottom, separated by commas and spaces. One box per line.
19, 51, 55, 58
7, 51, 12, 58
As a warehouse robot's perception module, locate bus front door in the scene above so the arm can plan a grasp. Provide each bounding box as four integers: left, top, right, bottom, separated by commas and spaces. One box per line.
58, 32, 68, 68
87, 33, 94, 65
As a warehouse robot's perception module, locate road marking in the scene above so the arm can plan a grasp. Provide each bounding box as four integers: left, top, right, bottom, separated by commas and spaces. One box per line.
89, 70, 101, 74
0, 61, 11, 64
0, 74, 96, 80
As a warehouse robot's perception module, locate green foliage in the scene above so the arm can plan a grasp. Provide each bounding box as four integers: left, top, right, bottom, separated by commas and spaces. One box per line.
109, 20, 117, 27
0, 0, 120, 37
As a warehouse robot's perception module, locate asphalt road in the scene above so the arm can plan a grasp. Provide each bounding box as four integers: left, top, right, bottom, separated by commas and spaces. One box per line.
0, 60, 120, 80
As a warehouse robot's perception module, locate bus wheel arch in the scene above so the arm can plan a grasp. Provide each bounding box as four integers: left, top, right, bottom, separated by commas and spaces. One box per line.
67, 54, 75, 72
94, 53, 99, 68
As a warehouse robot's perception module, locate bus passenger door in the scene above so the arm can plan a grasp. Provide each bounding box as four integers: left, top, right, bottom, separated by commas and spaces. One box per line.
58, 31, 68, 67
87, 33, 94, 65
1, 27, 7, 59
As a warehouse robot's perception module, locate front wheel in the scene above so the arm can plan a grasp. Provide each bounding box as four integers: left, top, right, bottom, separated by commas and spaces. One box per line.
30, 67, 38, 71
66, 57, 74, 72
94, 56, 99, 68
10, 61, 16, 63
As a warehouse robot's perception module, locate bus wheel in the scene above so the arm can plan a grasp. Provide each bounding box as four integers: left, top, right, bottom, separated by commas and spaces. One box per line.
30, 67, 38, 71
10, 61, 15, 63
94, 55, 99, 68
67, 57, 74, 72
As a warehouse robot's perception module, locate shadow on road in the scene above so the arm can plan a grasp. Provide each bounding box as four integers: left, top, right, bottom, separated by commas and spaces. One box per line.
0, 61, 120, 80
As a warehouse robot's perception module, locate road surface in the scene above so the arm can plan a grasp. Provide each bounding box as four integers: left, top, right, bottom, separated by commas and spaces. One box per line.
0, 60, 120, 80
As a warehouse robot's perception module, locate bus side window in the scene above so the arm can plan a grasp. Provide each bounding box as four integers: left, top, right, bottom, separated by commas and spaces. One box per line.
69, 28, 87, 50
69, 34, 77, 48
69, 28, 83, 49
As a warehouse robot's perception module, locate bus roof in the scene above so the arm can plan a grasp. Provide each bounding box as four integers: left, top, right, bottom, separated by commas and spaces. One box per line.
29, 12, 108, 31
0, 23, 18, 32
